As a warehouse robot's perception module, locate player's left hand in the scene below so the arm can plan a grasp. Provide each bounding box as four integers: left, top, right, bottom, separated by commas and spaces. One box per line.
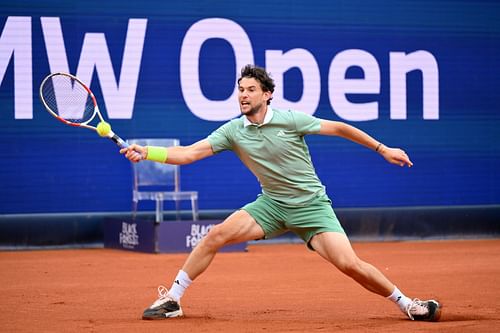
379, 145, 413, 167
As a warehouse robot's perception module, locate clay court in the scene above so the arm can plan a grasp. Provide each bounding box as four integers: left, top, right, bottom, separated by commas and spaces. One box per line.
1, 239, 499, 332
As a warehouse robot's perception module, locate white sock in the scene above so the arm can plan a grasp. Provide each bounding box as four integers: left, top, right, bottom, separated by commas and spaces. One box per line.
387, 286, 412, 312
167, 270, 192, 302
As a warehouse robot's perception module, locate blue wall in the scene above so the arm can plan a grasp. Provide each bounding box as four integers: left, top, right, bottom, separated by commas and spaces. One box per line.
1, 1, 499, 214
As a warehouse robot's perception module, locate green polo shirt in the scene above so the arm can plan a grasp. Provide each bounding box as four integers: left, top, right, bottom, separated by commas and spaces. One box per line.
207, 108, 325, 206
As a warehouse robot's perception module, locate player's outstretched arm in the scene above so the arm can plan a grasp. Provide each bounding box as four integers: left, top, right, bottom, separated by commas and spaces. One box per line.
319, 120, 413, 167
120, 139, 214, 165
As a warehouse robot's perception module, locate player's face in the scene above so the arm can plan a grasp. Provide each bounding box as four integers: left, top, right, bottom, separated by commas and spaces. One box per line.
238, 77, 271, 116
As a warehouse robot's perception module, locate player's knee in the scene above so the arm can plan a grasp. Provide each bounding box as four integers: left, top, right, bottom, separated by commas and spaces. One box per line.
336, 257, 363, 277
201, 225, 229, 250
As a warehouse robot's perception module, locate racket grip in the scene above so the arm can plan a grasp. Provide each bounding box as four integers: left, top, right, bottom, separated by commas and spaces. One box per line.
109, 134, 142, 160
110, 134, 129, 148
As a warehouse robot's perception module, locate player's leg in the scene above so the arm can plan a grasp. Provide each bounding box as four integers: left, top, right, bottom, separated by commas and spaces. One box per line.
309, 232, 441, 321
310, 231, 394, 296
142, 210, 265, 320
182, 209, 265, 280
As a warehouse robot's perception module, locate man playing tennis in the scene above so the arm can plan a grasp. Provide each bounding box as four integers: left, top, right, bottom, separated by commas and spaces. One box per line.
121, 65, 441, 321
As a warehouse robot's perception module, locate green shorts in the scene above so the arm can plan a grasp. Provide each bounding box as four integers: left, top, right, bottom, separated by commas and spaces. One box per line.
241, 193, 345, 250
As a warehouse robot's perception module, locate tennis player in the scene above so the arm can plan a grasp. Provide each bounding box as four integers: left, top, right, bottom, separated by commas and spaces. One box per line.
121, 65, 441, 321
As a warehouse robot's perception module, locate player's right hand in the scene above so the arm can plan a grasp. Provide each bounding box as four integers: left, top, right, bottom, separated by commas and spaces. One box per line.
120, 144, 147, 163
379, 145, 413, 167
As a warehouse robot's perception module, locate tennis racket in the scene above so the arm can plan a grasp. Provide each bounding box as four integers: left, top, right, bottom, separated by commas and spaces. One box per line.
39, 72, 130, 149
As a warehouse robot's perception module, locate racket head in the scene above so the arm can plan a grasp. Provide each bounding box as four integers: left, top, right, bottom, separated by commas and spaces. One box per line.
39, 72, 100, 129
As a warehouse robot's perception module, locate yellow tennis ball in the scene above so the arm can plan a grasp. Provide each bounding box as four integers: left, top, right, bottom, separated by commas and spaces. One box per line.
96, 121, 111, 137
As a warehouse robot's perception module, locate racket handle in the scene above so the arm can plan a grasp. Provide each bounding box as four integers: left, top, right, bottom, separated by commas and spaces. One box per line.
109, 133, 142, 160
109, 133, 129, 148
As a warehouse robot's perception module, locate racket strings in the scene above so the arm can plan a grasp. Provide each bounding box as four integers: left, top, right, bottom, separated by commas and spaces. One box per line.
41, 75, 95, 124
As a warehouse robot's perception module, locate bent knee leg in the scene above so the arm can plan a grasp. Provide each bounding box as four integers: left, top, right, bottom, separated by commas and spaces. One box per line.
199, 225, 227, 250
336, 257, 365, 277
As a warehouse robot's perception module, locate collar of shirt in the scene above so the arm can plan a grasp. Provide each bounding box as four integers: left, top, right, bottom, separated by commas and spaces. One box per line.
243, 107, 274, 127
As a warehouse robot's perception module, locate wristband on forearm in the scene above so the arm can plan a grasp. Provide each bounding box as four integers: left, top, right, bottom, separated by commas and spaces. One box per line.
375, 143, 383, 152
146, 146, 168, 163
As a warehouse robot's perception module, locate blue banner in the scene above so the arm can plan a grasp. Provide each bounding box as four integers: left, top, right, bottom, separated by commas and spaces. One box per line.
1, 1, 499, 214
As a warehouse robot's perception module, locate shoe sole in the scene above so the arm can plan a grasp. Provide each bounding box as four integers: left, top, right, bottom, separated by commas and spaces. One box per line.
142, 309, 183, 320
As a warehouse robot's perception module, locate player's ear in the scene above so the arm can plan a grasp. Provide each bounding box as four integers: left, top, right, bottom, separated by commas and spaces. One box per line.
264, 91, 272, 103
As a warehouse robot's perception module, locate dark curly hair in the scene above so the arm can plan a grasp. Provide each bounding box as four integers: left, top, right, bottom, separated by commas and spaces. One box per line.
238, 65, 275, 105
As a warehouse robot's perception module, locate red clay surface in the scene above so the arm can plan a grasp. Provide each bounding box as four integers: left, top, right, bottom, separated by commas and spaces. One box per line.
1, 239, 499, 332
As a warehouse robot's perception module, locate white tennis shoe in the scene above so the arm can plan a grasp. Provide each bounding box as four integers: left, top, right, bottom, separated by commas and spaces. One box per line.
142, 285, 183, 320
406, 298, 442, 321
